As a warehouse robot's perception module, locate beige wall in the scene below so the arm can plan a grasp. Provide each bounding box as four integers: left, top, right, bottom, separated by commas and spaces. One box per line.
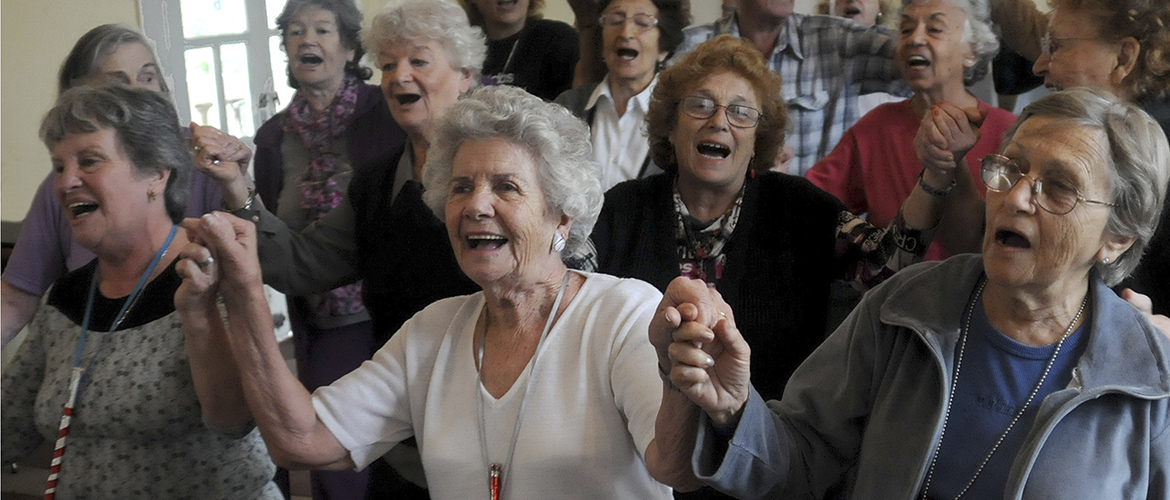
1, 0, 142, 222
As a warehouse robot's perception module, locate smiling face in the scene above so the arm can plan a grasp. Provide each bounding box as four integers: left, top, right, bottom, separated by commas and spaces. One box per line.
90, 42, 163, 92
602, 0, 667, 90
473, 0, 531, 38
52, 128, 167, 255
897, 0, 974, 94
378, 39, 473, 140
834, 0, 880, 26
1032, 7, 1123, 96
669, 71, 759, 191
982, 116, 1132, 295
444, 138, 568, 287
284, 6, 355, 92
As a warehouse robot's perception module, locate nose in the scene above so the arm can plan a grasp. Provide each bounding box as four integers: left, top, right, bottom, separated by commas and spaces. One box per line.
462, 185, 495, 220
1003, 175, 1039, 213
54, 162, 83, 197
908, 25, 927, 45
1032, 52, 1050, 76
620, 18, 638, 37
704, 105, 731, 131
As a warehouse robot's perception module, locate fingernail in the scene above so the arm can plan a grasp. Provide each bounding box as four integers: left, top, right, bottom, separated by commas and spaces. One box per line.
202, 212, 218, 226
933, 107, 940, 116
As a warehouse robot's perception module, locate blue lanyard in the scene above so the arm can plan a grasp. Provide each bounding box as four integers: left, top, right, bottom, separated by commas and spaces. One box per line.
72, 224, 178, 369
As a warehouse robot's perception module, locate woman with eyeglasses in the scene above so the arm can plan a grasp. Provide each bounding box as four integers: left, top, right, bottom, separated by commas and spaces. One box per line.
589, 35, 952, 407
652, 86, 1170, 499
553, 0, 688, 191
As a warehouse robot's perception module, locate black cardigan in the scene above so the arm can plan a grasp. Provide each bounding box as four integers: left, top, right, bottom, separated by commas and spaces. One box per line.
591, 171, 848, 400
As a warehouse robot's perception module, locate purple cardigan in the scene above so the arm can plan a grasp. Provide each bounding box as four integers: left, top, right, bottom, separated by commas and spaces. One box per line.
251, 83, 406, 212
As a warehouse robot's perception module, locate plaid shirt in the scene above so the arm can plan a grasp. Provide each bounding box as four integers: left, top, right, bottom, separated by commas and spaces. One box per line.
673, 13, 910, 176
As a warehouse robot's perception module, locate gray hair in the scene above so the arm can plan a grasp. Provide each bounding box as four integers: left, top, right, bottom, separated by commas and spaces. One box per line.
40, 86, 193, 224
363, 0, 487, 87
58, 24, 170, 96
422, 86, 603, 256
902, 0, 999, 85
1002, 87, 1170, 286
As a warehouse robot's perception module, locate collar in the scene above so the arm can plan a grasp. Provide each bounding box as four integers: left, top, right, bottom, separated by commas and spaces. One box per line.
880, 255, 1170, 398
586, 75, 659, 114
725, 11, 803, 61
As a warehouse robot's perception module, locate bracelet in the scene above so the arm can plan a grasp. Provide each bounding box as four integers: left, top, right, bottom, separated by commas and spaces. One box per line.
918, 169, 955, 196
227, 188, 256, 212
658, 362, 681, 392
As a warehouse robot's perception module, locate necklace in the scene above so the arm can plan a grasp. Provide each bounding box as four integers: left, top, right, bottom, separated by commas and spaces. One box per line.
919, 276, 1089, 500
44, 224, 178, 499
475, 272, 571, 500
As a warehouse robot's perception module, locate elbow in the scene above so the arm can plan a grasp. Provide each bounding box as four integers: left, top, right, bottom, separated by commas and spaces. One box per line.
648, 462, 705, 492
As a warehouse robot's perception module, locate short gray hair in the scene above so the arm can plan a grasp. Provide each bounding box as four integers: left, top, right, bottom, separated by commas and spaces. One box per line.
902, 0, 999, 85
40, 86, 192, 224
422, 86, 603, 256
363, 0, 487, 86
1002, 87, 1170, 286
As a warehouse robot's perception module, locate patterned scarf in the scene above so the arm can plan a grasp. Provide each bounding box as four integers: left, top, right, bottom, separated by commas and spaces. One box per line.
673, 180, 746, 287
283, 74, 365, 317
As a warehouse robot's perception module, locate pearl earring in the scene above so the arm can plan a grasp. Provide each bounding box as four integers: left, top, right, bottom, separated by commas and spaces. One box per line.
1102, 257, 1112, 264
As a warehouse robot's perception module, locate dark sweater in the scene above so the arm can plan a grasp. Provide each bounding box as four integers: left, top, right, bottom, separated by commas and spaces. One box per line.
482, 18, 579, 101
348, 145, 479, 343
592, 172, 847, 400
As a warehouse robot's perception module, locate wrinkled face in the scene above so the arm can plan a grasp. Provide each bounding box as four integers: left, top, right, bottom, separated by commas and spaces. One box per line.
285, 6, 355, 91
982, 116, 1126, 293
377, 39, 472, 139
90, 42, 163, 92
473, 0, 531, 31
444, 138, 567, 286
897, 0, 974, 93
602, 0, 666, 89
52, 128, 166, 254
669, 71, 760, 190
834, 0, 880, 26
1033, 7, 1122, 95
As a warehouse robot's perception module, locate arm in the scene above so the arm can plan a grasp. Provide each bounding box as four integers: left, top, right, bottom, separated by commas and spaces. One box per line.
569, 0, 606, 88
1, 282, 40, 348
247, 198, 361, 294
1, 307, 48, 465
183, 212, 354, 471
914, 102, 989, 255
989, 0, 1048, 62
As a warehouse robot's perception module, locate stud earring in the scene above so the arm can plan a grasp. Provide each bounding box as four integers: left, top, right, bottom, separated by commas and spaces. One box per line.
551, 233, 566, 253
148, 189, 157, 202
1102, 257, 1112, 264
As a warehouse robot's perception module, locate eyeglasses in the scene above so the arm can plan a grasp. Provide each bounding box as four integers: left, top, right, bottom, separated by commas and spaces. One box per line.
1040, 32, 1100, 57
599, 12, 659, 33
981, 154, 1118, 215
679, 96, 761, 128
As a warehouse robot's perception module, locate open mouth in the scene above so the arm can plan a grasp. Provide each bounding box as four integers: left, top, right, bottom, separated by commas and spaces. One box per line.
697, 143, 731, 159
995, 229, 1031, 249
844, 7, 861, 16
498, 0, 518, 6
299, 54, 323, 65
616, 48, 639, 60
395, 93, 422, 105
467, 234, 507, 250
907, 55, 931, 68
69, 202, 99, 218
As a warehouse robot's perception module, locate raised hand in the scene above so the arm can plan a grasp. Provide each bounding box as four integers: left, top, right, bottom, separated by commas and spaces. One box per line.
915, 102, 986, 173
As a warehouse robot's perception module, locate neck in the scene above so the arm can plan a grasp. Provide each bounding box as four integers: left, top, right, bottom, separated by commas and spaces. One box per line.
409, 135, 430, 180
911, 84, 978, 117
981, 277, 1091, 346
97, 222, 185, 298
482, 266, 570, 334
302, 78, 345, 114
735, 10, 785, 56
485, 18, 525, 41
607, 73, 654, 117
676, 172, 745, 222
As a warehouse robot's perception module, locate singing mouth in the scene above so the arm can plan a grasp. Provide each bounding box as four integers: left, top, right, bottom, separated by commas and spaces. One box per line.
995, 229, 1032, 249
697, 142, 731, 159
467, 234, 508, 249
69, 202, 99, 218
395, 93, 422, 105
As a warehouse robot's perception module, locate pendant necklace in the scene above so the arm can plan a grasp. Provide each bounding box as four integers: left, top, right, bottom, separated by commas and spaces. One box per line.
475, 271, 570, 500
44, 224, 178, 499
919, 276, 1088, 500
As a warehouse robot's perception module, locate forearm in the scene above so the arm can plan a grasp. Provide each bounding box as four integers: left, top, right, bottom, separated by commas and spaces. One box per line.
252, 200, 360, 295
573, 26, 605, 88
934, 159, 985, 254
646, 388, 705, 491
221, 281, 353, 470
989, 0, 1047, 61
180, 299, 251, 431
1, 282, 40, 348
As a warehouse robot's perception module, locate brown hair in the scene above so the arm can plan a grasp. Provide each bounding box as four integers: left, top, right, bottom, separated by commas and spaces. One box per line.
460, 0, 546, 29
1051, 0, 1170, 99
646, 35, 788, 172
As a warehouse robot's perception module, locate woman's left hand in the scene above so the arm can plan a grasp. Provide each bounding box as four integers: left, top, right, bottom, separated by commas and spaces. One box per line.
175, 233, 220, 314
1121, 288, 1170, 340
189, 123, 252, 182
915, 102, 986, 173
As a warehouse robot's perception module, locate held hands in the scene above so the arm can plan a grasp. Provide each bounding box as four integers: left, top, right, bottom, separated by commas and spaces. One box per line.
178, 212, 265, 301
915, 102, 986, 174
1121, 288, 1170, 340
649, 277, 752, 426
189, 123, 252, 185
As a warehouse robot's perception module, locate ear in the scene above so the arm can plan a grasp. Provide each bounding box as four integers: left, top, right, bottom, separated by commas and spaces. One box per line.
1110, 36, 1140, 89
557, 213, 573, 236
459, 68, 474, 94
1097, 232, 1136, 265
658, 50, 669, 64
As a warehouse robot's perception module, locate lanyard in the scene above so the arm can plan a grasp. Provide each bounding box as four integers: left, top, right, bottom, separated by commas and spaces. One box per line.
44, 224, 177, 499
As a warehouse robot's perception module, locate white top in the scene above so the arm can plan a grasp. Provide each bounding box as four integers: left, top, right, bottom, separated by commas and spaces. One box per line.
312, 271, 672, 499
587, 76, 656, 191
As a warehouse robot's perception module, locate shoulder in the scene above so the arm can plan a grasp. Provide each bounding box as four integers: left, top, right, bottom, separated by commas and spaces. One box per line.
554, 83, 599, 117
253, 112, 286, 148
578, 272, 663, 305
752, 172, 842, 207
527, 18, 576, 38
606, 174, 670, 200
351, 144, 407, 190
981, 103, 1018, 131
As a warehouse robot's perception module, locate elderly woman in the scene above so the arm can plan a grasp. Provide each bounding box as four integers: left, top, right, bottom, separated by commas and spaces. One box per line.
0, 24, 243, 346
246, 0, 406, 497
461, 0, 578, 100
182, 85, 692, 499
591, 35, 953, 402
985, 0, 1170, 316
808, 0, 1015, 260
554, 0, 688, 190
0, 86, 279, 499
654, 88, 1170, 498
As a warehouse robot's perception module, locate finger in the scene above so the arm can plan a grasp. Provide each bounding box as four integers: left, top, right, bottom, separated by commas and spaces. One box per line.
712, 318, 750, 359
668, 340, 714, 370
671, 320, 715, 345
1121, 288, 1154, 315
707, 288, 736, 327
962, 106, 987, 128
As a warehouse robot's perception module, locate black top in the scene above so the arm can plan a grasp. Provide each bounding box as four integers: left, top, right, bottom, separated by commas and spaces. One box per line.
482, 18, 579, 101
1119, 96, 1170, 316
348, 145, 480, 344
47, 259, 181, 331
591, 172, 847, 400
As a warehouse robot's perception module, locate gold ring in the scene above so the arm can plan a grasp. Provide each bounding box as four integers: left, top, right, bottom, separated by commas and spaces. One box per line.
718, 310, 727, 318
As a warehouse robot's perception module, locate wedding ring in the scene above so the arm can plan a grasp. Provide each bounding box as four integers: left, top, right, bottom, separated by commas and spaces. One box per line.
197, 256, 215, 268
718, 310, 727, 319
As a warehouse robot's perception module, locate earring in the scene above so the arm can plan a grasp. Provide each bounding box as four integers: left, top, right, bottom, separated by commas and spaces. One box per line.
1102, 257, 1112, 264
148, 189, 157, 202
551, 233, 566, 253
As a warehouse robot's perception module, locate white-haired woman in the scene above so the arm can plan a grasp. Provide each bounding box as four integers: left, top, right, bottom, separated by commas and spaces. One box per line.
808, 0, 1014, 260
654, 88, 1170, 498
182, 85, 697, 499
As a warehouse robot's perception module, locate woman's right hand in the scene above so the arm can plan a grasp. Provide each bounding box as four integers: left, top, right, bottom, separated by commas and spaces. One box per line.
175, 238, 220, 315
189, 123, 255, 209
181, 212, 264, 296
915, 102, 986, 173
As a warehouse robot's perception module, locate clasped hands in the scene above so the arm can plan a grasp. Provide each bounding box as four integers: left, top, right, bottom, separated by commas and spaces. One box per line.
649, 277, 752, 428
